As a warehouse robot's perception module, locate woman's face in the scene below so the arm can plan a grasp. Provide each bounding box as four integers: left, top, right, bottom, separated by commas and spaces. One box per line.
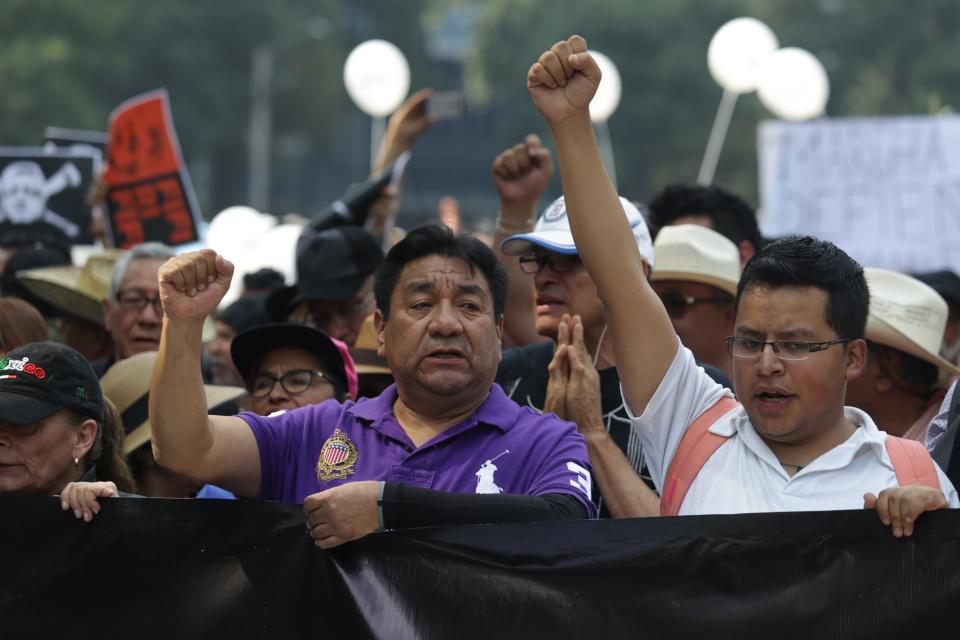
0, 409, 95, 494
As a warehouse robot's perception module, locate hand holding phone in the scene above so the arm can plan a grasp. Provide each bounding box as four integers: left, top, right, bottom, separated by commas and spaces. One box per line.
427, 92, 467, 120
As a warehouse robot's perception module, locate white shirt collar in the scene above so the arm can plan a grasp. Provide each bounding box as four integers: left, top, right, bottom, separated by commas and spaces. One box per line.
707, 404, 892, 477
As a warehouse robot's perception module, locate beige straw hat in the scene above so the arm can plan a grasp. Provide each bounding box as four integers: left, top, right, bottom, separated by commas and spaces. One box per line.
650, 224, 741, 296
864, 268, 960, 377
350, 315, 391, 377
100, 350, 245, 455
16, 251, 123, 325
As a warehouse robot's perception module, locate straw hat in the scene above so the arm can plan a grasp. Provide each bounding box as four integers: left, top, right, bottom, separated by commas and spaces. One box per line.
864, 268, 960, 377
16, 251, 123, 325
100, 351, 245, 455
350, 315, 390, 377
650, 224, 740, 296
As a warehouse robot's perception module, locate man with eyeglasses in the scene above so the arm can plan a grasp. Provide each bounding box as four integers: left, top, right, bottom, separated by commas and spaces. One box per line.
528, 35, 956, 535
650, 224, 741, 380
98, 242, 176, 375
491, 139, 730, 519
229, 323, 351, 416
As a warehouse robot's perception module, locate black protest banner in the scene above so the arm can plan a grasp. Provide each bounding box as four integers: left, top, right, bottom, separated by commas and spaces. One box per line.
2, 496, 959, 639
0, 149, 95, 246
103, 89, 202, 249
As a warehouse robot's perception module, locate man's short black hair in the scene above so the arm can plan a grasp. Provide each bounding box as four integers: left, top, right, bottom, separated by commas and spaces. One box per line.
648, 184, 763, 252
374, 224, 508, 320
736, 236, 869, 340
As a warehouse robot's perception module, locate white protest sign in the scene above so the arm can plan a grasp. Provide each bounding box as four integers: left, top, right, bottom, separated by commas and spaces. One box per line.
759, 116, 960, 273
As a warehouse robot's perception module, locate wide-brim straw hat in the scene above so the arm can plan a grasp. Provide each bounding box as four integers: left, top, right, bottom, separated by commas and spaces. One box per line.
650, 224, 740, 296
100, 350, 245, 455
350, 315, 391, 377
16, 251, 123, 325
864, 268, 960, 377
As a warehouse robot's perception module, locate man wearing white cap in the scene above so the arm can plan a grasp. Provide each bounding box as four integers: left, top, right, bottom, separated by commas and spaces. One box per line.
491, 139, 730, 518
650, 225, 741, 381
845, 269, 960, 441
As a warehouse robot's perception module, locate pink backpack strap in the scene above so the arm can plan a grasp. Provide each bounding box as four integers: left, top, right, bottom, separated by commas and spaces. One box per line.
885, 436, 940, 490
660, 396, 740, 517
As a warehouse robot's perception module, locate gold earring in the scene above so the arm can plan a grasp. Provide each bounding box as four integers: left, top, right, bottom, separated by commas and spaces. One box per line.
73, 457, 79, 467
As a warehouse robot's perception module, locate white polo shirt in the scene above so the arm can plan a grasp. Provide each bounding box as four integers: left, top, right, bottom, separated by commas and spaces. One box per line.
626, 344, 960, 515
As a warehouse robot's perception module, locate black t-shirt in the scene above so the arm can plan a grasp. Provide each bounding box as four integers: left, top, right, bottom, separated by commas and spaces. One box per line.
495, 340, 732, 518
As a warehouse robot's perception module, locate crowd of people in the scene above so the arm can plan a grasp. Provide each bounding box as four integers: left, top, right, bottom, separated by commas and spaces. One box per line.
3, 35, 960, 547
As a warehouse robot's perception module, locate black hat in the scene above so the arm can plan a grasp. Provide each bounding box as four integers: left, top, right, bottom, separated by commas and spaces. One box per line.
266, 226, 383, 321
913, 270, 960, 310
242, 268, 286, 293
230, 323, 348, 395
0, 341, 104, 425
216, 294, 271, 334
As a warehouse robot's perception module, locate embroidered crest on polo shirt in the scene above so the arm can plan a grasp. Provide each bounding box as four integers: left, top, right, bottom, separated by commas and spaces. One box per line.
475, 449, 509, 494
315, 428, 358, 482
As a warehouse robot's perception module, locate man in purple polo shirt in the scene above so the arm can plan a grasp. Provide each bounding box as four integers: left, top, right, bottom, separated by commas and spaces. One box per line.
149, 224, 596, 548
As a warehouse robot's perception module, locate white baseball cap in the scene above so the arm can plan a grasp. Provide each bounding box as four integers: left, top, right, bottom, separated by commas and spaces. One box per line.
650, 224, 741, 296
864, 268, 960, 376
499, 195, 655, 268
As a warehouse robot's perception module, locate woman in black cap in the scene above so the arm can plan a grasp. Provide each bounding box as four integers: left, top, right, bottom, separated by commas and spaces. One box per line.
0, 341, 130, 520
231, 323, 351, 416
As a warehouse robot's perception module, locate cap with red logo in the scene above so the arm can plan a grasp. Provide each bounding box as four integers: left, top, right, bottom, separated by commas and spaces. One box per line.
0, 341, 104, 425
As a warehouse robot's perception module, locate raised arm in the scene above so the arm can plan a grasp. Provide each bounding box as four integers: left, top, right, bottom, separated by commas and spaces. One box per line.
150, 249, 261, 497
371, 88, 436, 175
491, 134, 554, 346
527, 35, 678, 414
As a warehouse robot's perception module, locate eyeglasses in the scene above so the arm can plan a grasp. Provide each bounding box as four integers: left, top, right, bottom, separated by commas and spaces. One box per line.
659, 292, 731, 319
249, 369, 331, 398
725, 336, 854, 361
116, 290, 163, 317
518, 253, 581, 275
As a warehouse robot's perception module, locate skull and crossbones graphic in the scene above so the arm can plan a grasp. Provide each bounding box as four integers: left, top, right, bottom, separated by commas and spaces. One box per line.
0, 160, 82, 237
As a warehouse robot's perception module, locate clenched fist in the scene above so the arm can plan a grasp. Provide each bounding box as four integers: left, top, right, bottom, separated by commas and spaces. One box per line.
158, 249, 234, 322
527, 35, 601, 126
491, 134, 554, 210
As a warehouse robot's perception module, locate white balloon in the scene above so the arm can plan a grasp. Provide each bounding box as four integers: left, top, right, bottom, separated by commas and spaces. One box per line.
589, 51, 622, 123
247, 223, 302, 284
757, 47, 830, 121
205, 206, 277, 307
707, 17, 779, 94
343, 40, 410, 117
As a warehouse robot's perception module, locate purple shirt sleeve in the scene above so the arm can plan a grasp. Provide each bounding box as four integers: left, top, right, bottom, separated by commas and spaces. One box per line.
523, 413, 598, 518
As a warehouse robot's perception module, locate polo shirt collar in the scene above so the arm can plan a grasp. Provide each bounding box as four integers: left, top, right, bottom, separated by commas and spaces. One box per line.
721, 405, 892, 475
346, 383, 518, 433
348, 384, 398, 422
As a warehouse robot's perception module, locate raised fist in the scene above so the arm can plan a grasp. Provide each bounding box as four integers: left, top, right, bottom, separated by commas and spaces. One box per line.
527, 35, 601, 126
158, 249, 234, 322
491, 134, 554, 209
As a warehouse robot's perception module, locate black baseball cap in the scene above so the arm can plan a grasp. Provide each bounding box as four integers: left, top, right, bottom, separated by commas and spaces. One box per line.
266, 226, 383, 321
0, 341, 104, 425
230, 323, 348, 396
